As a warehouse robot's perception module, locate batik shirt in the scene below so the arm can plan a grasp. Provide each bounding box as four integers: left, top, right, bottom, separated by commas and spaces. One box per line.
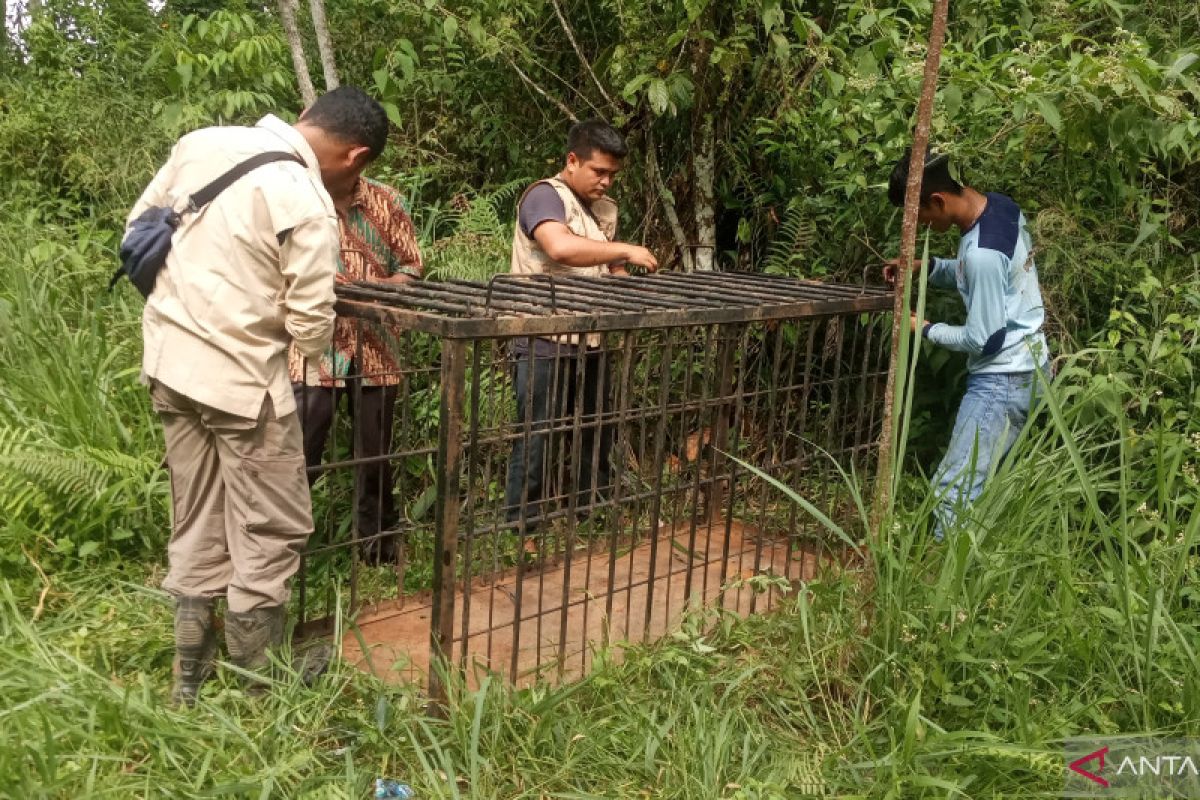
288, 178, 423, 387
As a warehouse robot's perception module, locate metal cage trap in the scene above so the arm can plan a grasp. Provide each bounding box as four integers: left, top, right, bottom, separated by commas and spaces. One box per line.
293, 271, 894, 700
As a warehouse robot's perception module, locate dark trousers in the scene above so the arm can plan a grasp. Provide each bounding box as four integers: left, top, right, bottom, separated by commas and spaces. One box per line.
505, 347, 613, 531
293, 382, 398, 544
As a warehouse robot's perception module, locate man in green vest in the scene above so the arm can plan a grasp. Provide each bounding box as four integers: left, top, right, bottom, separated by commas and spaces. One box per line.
505, 119, 658, 539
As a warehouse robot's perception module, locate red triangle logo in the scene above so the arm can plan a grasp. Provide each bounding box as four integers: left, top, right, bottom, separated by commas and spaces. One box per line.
1069, 746, 1110, 788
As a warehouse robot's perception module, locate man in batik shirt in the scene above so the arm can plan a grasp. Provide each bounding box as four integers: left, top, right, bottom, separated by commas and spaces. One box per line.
288, 177, 422, 563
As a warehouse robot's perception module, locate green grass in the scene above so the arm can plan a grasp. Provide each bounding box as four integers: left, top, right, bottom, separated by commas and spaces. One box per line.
1, 184, 1198, 797
2, 359, 1197, 796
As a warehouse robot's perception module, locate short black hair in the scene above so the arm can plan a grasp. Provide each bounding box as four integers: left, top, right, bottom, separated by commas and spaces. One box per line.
566, 119, 627, 161
887, 148, 962, 207
300, 86, 389, 161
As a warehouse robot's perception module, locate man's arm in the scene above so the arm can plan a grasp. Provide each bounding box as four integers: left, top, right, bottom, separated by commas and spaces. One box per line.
925, 250, 1009, 356
533, 221, 657, 270
379, 192, 424, 284
281, 215, 338, 358
927, 257, 959, 289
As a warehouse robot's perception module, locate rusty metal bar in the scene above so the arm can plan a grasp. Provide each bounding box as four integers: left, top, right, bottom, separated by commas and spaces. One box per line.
458, 340, 483, 671
428, 338, 467, 711
578, 336, 611, 675
555, 343, 587, 677
641, 328, 675, 642
721, 325, 753, 613
348, 322, 366, 612
507, 337, 534, 679
683, 325, 717, 606
603, 332, 637, 644
750, 321, 787, 614
336, 274, 892, 339
539, 275, 719, 311
393, 337, 413, 601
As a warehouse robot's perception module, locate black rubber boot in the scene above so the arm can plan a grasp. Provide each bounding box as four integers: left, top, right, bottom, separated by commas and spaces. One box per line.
226, 606, 333, 692
170, 596, 216, 707
225, 606, 286, 694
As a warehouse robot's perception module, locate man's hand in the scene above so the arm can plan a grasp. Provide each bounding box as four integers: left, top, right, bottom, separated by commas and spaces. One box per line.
622, 244, 659, 272
882, 257, 923, 285
608, 264, 631, 277
910, 313, 929, 335
378, 272, 416, 286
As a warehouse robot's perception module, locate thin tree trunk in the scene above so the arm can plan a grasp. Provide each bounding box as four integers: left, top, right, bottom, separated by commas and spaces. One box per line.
871, 0, 951, 532
647, 130, 692, 271
276, 0, 316, 108
692, 112, 716, 271
687, 22, 717, 272
1, 0, 9, 62
549, 0, 616, 112
307, 0, 338, 91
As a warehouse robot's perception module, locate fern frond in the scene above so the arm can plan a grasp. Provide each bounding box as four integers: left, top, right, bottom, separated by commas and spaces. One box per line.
762, 203, 818, 276
0, 425, 158, 522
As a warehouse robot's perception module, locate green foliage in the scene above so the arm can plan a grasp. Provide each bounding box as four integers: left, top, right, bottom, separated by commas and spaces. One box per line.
0, 0, 1198, 794
421, 179, 528, 282
0, 205, 167, 572
151, 10, 296, 132
1093, 265, 1200, 430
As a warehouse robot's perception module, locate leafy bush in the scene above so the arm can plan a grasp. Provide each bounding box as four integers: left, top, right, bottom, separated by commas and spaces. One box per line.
0, 205, 167, 573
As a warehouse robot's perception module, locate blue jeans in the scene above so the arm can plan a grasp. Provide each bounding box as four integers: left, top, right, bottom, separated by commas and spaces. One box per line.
933, 371, 1041, 537
505, 347, 613, 532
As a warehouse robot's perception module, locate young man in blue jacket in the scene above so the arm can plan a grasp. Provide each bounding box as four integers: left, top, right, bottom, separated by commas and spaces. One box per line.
885, 151, 1050, 537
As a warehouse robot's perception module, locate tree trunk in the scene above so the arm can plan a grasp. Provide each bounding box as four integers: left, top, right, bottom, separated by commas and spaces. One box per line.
647, 130, 692, 271
692, 112, 716, 271
1, 0, 9, 63
307, 0, 338, 91
686, 22, 717, 272
276, 0, 316, 108
871, 0, 951, 531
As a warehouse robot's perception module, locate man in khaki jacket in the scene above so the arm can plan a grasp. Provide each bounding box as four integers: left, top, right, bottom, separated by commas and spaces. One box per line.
128, 87, 388, 704
505, 120, 658, 538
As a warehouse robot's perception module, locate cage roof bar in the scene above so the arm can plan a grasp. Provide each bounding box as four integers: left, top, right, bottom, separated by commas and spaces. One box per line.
336, 273, 891, 338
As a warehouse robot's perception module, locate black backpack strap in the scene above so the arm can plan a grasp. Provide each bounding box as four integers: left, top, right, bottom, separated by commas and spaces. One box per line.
186, 151, 305, 212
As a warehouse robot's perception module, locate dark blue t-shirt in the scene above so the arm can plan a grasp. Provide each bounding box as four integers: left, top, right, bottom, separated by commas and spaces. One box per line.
518, 183, 567, 239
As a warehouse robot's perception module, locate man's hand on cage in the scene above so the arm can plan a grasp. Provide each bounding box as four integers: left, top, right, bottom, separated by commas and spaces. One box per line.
882, 257, 925, 284
378, 273, 416, 286
622, 244, 659, 272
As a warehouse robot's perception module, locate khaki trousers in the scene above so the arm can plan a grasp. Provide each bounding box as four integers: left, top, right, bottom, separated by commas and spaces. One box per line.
152, 381, 313, 612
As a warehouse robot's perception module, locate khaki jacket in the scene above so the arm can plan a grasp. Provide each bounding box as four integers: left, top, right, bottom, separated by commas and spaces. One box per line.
129, 115, 339, 418
510, 177, 618, 348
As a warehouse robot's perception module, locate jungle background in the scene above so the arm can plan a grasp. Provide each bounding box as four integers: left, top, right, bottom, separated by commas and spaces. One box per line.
0, 0, 1198, 795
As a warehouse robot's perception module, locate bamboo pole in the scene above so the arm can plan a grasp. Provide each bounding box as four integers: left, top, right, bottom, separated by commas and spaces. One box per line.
871, 0, 951, 534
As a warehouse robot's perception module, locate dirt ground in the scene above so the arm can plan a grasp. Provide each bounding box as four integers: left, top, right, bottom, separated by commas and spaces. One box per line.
341, 520, 834, 688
